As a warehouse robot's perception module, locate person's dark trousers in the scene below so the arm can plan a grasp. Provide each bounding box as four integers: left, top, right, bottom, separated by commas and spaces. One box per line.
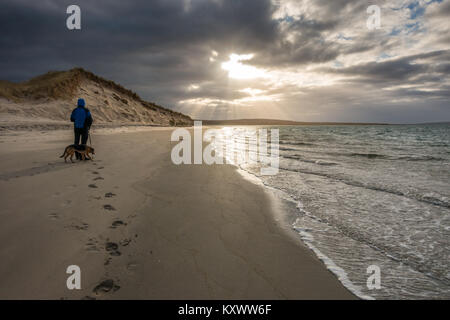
81, 129, 89, 145
74, 128, 89, 160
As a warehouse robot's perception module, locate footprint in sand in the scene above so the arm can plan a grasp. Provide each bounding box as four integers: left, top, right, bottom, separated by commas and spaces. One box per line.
105, 242, 121, 256
119, 238, 132, 247
86, 238, 100, 252
105, 192, 116, 198
97, 166, 104, 170
93, 176, 104, 181
48, 212, 60, 220
92, 171, 99, 175
103, 204, 116, 211
110, 220, 126, 229
93, 279, 120, 295
65, 222, 89, 231
88, 184, 98, 188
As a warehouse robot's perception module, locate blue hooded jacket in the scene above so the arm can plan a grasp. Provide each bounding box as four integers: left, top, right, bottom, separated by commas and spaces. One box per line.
71, 99, 93, 129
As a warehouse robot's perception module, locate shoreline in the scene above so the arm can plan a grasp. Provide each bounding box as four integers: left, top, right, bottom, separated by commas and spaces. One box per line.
0, 127, 356, 299
237, 167, 375, 300
235, 166, 373, 300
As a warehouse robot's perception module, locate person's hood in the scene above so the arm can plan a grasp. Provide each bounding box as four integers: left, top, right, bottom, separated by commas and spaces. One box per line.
77, 98, 85, 107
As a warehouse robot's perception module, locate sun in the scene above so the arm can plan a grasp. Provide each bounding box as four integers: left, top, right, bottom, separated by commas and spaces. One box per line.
221, 54, 266, 79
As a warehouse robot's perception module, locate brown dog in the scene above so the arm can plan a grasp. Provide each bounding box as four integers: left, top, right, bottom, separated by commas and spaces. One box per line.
59, 144, 95, 162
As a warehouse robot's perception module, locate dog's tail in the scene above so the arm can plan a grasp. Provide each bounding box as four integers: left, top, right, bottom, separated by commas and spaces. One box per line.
59, 145, 71, 158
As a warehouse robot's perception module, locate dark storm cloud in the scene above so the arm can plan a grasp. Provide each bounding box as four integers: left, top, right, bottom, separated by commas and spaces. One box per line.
250, 0, 378, 67
318, 50, 450, 91
252, 22, 341, 66
0, 0, 277, 79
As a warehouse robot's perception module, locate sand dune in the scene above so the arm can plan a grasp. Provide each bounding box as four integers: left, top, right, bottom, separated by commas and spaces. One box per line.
0, 68, 192, 131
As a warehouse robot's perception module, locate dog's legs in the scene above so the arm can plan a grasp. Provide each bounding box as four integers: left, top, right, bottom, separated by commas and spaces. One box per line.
70, 151, 74, 163
64, 152, 68, 163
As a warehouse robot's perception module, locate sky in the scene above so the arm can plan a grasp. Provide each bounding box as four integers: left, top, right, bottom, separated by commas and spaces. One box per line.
0, 0, 449, 123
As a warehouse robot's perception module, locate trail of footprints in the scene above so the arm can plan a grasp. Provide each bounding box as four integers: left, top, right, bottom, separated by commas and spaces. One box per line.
50, 161, 140, 299
86, 162, 138, 299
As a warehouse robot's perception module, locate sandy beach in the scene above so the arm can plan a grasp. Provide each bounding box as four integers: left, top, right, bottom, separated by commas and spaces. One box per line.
0, 127, 355, 299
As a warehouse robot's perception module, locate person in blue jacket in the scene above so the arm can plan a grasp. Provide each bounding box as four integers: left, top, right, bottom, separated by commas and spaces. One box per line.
70, 98, 93, 160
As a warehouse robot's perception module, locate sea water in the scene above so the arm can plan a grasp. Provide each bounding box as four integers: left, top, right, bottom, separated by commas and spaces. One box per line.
217, 124, 450, 299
